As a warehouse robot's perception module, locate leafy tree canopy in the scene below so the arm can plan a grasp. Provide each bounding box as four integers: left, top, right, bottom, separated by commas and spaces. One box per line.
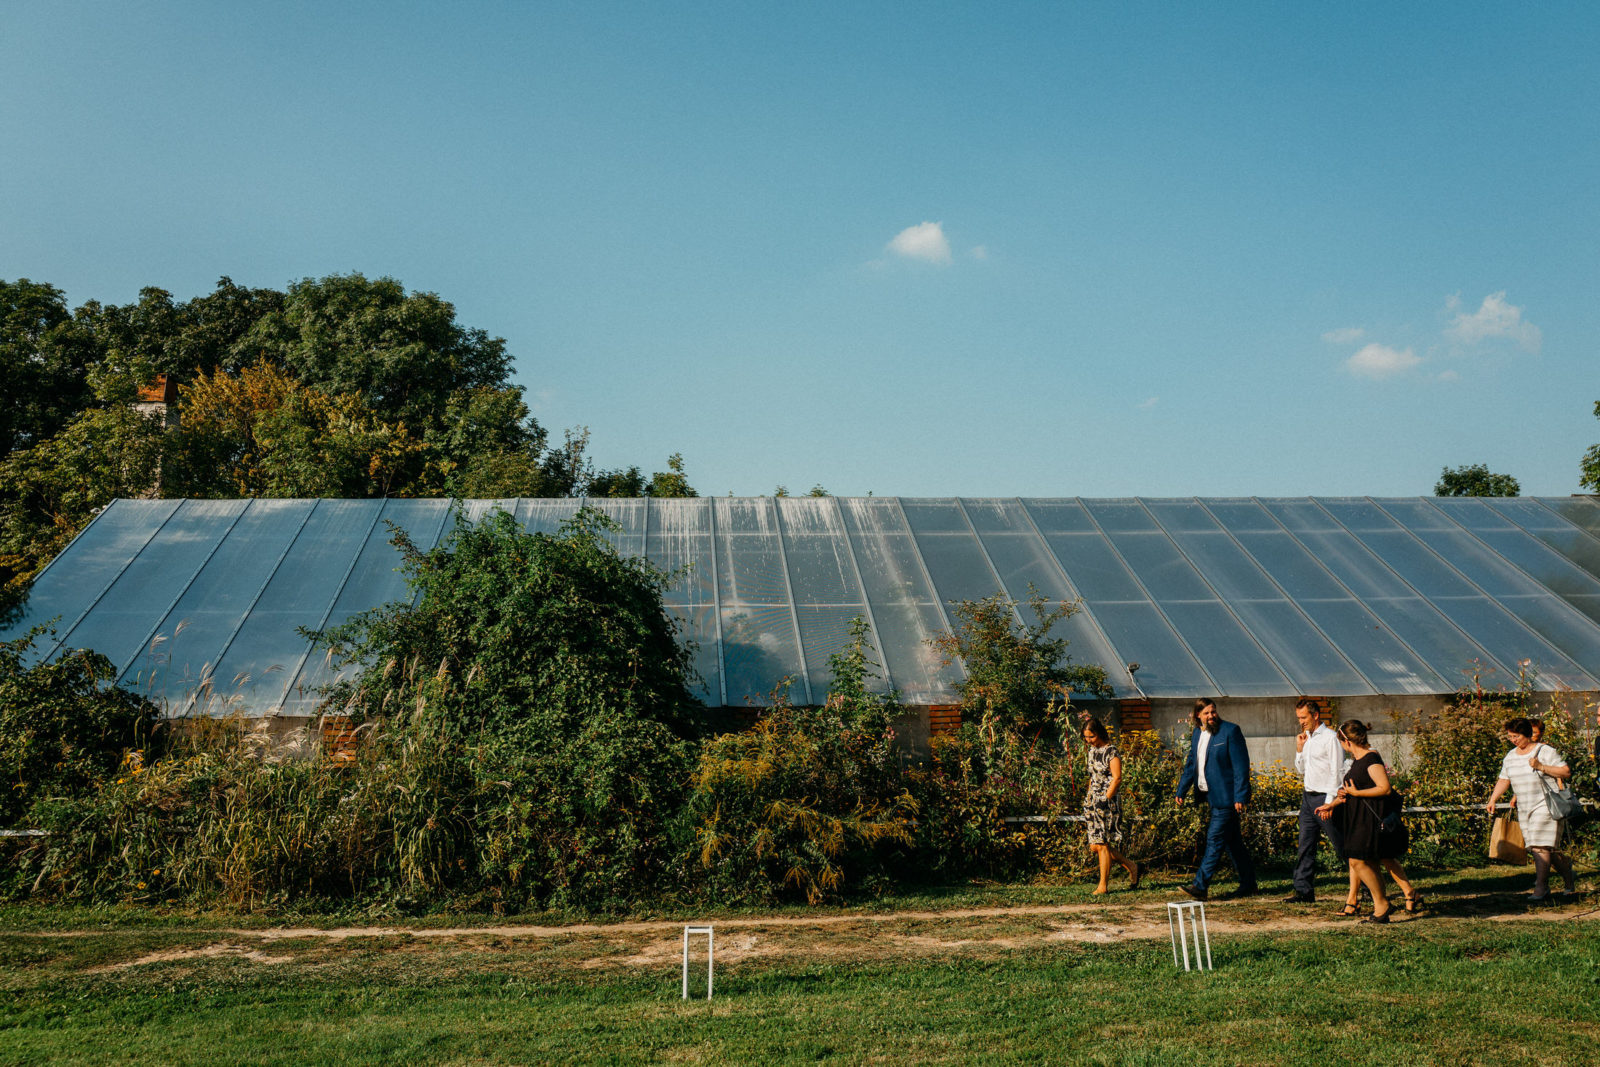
930, 592, 1112, 740
0, 280, 98, 454
1582, 401, 1600, 493
1434, 463, 1520, 497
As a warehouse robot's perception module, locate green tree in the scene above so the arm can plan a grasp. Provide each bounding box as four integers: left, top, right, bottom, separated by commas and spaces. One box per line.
0, 627, 158, 826
0, 280, 98, 455
0, 406, 167, 612
312, 506, 700, 907
930, 592, 1111, 744
240, 274, 512, 428
1581, 402, 1600, 493
647, 453, 698, 498
1435, 463, 1520, 497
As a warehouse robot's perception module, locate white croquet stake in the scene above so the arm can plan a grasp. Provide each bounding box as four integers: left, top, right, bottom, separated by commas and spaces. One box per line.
682, 925, 714, 999
1166, 901, 1212, 971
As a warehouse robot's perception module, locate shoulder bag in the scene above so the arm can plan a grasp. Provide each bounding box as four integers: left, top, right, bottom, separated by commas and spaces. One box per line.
1534, 745, 1583, 822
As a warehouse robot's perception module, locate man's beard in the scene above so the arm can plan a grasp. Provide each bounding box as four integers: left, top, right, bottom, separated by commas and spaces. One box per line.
1203, 721, 1219, 734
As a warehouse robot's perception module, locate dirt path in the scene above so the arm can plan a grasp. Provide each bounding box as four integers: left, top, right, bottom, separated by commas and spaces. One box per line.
30, 894, 1598, 974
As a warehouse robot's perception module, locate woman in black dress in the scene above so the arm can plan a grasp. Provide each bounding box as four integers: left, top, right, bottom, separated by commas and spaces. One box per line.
1315, 720, 1418, 924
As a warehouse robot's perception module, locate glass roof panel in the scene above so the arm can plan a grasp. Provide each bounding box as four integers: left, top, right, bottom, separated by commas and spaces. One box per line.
776, 497, 863, 607
1294, 599, 1448, 694
1086, 601, 1213, 695
1040, 532, 1146, 601
10, 499, 182, 661
646, 497, 714, 605
961, 498, 1034, 534
1141, 499, 1218, 533
131, 499, 318, 711
1021, 499, 1099, 534
206, 500, 382, 712
1161, 600, 1293, 696
912, 532, 1006, 606
720, 604, 804, 706
899, 499, 972, 534
1082, 499, 1159, 534
57, 499, 249, 681
1204, 499, 1282, 533
1427, 596, 1597, 690
515, 498, 577, 535
978, 531, 1076, 602
284, 498, 453, 714
1102, 531, 1214, 601
1226, 599, 1373, 694
1226, 529, 1351, 600
1159, 530, 1280, 601
666, 603, 719, 705
1485, 499, 1600, 591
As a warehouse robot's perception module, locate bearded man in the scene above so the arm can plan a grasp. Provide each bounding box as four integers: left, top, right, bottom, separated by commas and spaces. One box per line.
1175, 698, 1257, 901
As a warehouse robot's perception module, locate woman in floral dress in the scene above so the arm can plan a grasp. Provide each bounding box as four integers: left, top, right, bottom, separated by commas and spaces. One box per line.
1082, 717, 1142, 894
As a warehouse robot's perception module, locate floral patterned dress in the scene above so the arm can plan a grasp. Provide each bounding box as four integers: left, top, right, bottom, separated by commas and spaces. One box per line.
1084, 742, 1124, 845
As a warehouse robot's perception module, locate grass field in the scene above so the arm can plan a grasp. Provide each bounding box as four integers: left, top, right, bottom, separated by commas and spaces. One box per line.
3, 866, 1598, 1066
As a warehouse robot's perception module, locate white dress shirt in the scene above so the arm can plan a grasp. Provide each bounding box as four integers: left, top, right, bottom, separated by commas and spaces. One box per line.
1294, 723, 1347, 804
1196, 728, 1213, 792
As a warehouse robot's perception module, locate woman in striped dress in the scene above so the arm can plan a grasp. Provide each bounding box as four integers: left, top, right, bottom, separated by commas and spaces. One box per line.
1486, 716, 1576, 903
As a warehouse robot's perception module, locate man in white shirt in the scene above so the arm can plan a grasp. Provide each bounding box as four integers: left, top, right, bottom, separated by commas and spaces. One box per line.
1286, 698, 1346, 903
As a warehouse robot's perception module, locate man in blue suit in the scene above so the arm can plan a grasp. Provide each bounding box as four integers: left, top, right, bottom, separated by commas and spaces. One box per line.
1175, 698, 1257, 901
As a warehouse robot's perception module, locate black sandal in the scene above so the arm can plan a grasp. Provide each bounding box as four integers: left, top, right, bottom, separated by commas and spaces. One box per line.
1403, 892, 1424, 913
1338, 903, 1360, 917
1362, 906, 1392, 924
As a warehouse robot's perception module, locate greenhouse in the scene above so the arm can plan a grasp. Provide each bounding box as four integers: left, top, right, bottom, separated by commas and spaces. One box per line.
9, 496, 1600, 719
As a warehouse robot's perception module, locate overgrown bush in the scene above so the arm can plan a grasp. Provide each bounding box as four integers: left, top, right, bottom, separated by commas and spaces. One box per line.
1397, 671, 1597, 865
0, 626, 157, 827
8, 506, 701, 911
680, 620, 916, 904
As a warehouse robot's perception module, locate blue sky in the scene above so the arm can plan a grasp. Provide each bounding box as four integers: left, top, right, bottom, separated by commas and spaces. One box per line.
4, 2, 1598, 496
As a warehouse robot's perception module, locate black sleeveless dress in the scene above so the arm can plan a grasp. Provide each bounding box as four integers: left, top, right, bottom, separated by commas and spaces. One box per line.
1338, 752, 1407, 860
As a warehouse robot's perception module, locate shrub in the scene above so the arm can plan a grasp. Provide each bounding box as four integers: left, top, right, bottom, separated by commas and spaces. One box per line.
680, 620, 917, 904
1397, 670, 1597, 864
0, 626, 157, 827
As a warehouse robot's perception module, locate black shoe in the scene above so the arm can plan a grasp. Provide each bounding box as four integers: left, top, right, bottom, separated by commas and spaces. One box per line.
1361, 908, 1391, 924
1222, 886, 1259, 900
1527, 892, 1552, 906
1181, 884, 1208, 902
1282, 891, 1316, 904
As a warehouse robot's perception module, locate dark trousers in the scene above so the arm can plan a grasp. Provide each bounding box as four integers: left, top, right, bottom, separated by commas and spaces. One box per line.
1193, 791, 1256, 891
1293, 791, 1344, 896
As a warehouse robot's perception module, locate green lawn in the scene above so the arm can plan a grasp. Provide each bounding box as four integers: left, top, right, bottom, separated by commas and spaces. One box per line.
3, 867, 1597, 1065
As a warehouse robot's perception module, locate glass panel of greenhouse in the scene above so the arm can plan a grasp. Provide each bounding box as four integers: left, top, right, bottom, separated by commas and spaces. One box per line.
10, 497, 1600, 715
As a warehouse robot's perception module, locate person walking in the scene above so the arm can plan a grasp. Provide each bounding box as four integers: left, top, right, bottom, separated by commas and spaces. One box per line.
1285, 698, 1346, 903
1081, 717, 1142, 894
1315, 720, 1418, 923
1486, 716, 1576, 903
1175, 699, 1257, 901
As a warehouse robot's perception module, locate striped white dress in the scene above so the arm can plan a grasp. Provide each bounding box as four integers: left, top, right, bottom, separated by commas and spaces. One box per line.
1501, 743, 1566, 848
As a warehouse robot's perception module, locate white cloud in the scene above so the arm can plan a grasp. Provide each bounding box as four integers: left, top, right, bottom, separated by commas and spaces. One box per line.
970, 245, 988, 261
1444, 291, 1541, 352
1437, 369, 1460, 382
887, 221, 952, 265
1321, 326, 1365, 345
1138, 396, 1159, 409
1346, 343, 1421, 379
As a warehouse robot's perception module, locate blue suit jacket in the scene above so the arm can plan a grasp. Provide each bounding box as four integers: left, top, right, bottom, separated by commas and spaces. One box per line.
1176, 720, 1252, 808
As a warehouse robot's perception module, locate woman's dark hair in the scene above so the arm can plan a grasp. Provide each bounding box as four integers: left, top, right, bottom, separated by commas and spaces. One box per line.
1504, 717, 1534, 738
1336, 719, 1369, 746
1191, 698, 1216, 724
1082, 716, 1110, 744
